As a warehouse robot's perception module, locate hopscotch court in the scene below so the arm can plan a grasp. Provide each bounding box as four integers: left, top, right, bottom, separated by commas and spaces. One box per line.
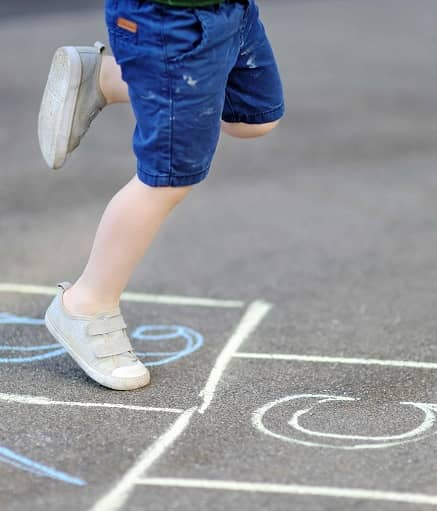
1, 282, 437, 510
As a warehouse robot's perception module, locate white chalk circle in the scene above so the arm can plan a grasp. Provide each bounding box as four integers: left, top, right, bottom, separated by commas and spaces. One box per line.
253, 394, 437, 450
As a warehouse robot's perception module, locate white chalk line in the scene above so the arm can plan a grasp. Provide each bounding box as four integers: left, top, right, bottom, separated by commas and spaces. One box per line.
253, 395, 437, 450
89, 300, 272, 510
135, 478, 437, 506
198, 300, 273, 413
89, 407, 197, 511
0, 283, 244, 309
290, 401, 435, 442
0, 392, 184, 414
235, 352, 437, 370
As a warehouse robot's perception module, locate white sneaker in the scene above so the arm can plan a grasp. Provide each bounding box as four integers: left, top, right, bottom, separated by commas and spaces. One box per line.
45, 282, 150, 391
38, 42, 107, 169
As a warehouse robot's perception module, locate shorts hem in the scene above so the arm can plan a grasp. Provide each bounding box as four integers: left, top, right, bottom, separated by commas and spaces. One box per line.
137, 165, 210, 187
222, 103, 285, 125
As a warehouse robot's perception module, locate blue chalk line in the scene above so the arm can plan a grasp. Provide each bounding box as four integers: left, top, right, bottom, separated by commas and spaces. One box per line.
0, 447, 86, 486
0, 313, 203, 365
0, 316, 203, 486
131, 325, 204, 366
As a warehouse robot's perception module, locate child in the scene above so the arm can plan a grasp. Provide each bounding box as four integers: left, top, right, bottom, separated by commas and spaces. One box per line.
39, 0, 284, 391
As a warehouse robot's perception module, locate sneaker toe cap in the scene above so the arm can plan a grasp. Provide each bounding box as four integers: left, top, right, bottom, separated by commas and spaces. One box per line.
112, 362, 150, 381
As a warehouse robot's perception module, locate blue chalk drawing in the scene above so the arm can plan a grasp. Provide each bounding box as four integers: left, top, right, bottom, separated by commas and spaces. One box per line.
0, 313, 203, 366
0, 313, 65, 363
0, 446, 86, 485
131, 325, 204, 366
0, 315, 203, 486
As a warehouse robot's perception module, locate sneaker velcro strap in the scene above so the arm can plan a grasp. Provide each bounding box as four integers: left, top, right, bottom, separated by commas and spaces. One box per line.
92, 335, 133, 358
87, 315, 127, 336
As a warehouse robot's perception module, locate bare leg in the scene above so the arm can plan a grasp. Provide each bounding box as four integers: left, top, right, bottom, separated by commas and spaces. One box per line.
63, 175, 192, 315
99, 56, 129, 104
221, 120, 280, 138
63, 57, 278, 315
61, 58, 191, 316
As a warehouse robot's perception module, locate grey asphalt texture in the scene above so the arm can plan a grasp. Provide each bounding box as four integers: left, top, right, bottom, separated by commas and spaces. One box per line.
1, 0, 437, 509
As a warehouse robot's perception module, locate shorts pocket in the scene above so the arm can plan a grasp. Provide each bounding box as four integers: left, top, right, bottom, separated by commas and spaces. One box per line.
108, 16, 139, 46
164, 8, 209, 63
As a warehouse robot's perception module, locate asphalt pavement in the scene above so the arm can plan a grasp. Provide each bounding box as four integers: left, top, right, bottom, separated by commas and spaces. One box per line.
0, 0, 102, 18
1, 0, 437, 510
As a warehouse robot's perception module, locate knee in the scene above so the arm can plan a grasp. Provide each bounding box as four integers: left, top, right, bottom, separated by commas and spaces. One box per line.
135, 176, 193, 206
164, 185, 193, 206
222, 120, 280, 139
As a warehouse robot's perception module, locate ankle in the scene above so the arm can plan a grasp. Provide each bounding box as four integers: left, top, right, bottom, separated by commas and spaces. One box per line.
62, 285, 120, 316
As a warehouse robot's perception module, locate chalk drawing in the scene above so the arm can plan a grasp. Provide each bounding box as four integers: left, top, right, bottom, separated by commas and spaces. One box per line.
136, 478, 437, 506
0, 392, 184, 414
253, 394, 437, 450
0, 282, 244, 308
199, 300, 272, 413
0, 446, 85, 485
0, 313, 65, 362
131, 325, 203, 366
90, 300, 272, 511
89, 408, 197, 511
0, 313, 203, 366
235, 352, 437, 370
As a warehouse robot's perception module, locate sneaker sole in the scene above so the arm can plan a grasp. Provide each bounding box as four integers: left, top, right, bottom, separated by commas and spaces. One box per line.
38, 47, 82, 169
45, 310, 150, 391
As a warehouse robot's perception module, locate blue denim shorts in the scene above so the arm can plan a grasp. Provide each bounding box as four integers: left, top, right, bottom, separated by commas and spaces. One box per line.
105, 0, 285, 187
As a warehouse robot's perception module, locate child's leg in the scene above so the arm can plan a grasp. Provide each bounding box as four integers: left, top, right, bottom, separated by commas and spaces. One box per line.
44, 174, 191, 390
43, 0, 278, 391
63, 177, 192, 315
99, 55, 129, 104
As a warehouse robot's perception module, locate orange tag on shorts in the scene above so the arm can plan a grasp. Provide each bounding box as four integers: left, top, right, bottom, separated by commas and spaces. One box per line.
117, 17, 138, 33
